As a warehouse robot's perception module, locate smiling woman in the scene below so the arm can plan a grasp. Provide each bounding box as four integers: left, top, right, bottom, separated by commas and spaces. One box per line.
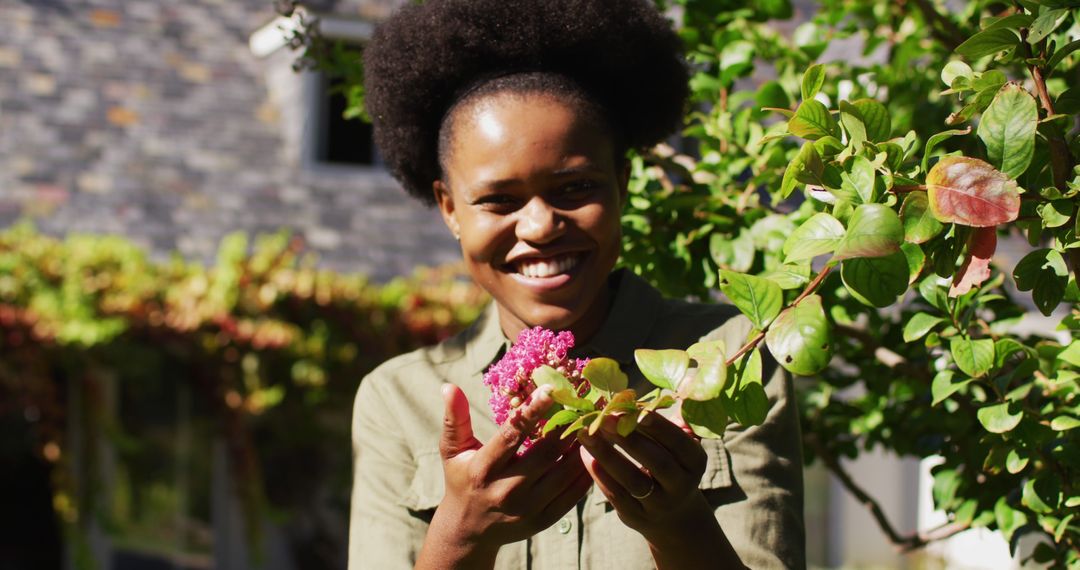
349, 1, 805, 569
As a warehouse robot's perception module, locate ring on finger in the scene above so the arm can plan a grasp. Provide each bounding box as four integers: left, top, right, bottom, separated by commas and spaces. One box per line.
630, 477, 656, 500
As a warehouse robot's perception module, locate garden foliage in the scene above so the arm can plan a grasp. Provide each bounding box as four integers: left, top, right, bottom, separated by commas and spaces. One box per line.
286, 0, 1080, 563
0, 223, 486, 563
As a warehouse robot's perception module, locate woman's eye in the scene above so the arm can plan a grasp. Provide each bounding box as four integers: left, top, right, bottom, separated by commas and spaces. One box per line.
557, 181, 598, 199
474, 194, 518, 211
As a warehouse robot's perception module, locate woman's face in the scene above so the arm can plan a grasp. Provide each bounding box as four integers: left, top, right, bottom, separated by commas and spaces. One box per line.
434, 92, 626, 342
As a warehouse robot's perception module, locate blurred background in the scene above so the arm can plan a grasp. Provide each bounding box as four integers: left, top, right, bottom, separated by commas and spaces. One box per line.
0, 0, 1046, 569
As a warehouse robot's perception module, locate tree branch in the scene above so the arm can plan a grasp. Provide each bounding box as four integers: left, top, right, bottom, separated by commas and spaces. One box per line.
805, 432, 970, 552
725, 265, 834, 366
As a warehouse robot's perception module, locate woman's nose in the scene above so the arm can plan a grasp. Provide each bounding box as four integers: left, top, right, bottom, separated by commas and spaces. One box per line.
516, 198, 565, 244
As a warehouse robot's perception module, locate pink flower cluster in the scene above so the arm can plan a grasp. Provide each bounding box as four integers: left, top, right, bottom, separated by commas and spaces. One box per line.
483, 327, 589, 447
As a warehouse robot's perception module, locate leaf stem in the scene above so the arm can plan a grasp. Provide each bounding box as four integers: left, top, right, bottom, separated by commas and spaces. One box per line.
724, 265, 834, 366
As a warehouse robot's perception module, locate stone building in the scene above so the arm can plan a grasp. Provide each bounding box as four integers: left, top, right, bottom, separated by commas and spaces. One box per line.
0, 0, 456, 282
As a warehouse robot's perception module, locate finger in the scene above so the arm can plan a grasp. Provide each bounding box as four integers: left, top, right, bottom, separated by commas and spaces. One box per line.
577, 430, 655, 501
635, 410, 707, 475
479, 386, 554, 471
513, 426, 580, 474
529, 442, 587, 498
439, 383, 480, 460
534, 468, 593, 532
579, 445, 644, 518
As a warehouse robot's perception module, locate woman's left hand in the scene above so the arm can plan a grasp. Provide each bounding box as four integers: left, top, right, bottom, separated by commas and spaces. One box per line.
577, 409, 745, 569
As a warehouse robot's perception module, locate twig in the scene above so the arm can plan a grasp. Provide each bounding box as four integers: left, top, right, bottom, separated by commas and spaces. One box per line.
806, 432, 970, 552
1023, 39, 1073, 192
724, 265, 834, 366
890, 184, 927, 193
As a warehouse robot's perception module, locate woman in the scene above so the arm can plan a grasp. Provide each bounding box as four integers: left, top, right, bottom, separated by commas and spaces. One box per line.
349, 1, 805, 568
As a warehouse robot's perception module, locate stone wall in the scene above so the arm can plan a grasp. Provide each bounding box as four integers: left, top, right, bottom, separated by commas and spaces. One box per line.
0, 0, 458, 280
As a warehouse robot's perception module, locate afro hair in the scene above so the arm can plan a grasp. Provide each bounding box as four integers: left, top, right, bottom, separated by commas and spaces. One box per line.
362, 0, 690, 205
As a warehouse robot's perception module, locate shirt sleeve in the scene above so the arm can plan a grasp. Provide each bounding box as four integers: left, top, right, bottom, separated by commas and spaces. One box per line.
348, 371, 430, 570
713, 353, 806, 569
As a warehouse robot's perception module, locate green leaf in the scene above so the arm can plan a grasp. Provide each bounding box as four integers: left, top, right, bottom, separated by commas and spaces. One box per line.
1006, 448, 1029, 474
835, 204, 904, 260
926, 156, 1021, 227
839, 100, 867, 149
977, 402, 1022, 433
902, 242, 926, 285
955, 28, 1019, 60
581, 358, 628, 394
1037, 200, 1073, 228
982, 13, 1033, 32
542, 409, 581, 436
780, 142, 824, 198
759, 264, 811, 290
1027, 9, 1069, 44
783, 213, 846, 263
1022, 476, 1060, 514
681, 397, 728, 439
1047, 38, 1080, 71
1057, 340, 1080, 367
950, 337, 995, 378
841, 252, 909, 307
1050, 415, 1080, 431
801, 63, 826, 102
719, 270, 782, 329
931, 370, 970, 405
977, 83, 1038, 178
852, 99, 890, 142
904, 313, 945, 342
634, 349, 689, 391
765, 295, 833, 376
1012, 248, 1069, 316
680, 340, 727, 401
941, 60, 974, 87
900, 192, 945, 244
560, 411, 597, 439
789, 99, 839, 140
710, 229, 754, 272
995, 497, 1028, 541
842, 155, 876, 204
922, 127, 972, 174
725, 381, 768, 427
532, 366, 594, 412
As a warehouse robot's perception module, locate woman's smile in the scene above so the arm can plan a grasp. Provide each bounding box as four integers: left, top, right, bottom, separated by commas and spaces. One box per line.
434, 91, 626, 342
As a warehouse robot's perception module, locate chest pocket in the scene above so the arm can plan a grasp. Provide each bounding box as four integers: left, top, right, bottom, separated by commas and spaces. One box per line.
398, 449, 444, 514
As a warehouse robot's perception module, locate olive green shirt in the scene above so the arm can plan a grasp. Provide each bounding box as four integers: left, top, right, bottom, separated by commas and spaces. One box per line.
349, 270, 805, 569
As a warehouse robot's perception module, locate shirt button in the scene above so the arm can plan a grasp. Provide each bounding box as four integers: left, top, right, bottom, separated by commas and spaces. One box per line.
557, 517, 572, 534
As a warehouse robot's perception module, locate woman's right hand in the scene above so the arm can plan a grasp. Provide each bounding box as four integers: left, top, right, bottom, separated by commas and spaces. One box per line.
415, 384, 592, 569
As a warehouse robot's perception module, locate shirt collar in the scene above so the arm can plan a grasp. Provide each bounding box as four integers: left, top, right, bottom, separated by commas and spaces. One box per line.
464, 269, 663, 375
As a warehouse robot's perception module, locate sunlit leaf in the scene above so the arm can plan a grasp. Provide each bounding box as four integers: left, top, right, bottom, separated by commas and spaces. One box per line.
759, 264, 811, 290
789, 99, 839, 140
852, 99, 890, 142
801, 63, 826, 102
835, 204, 903, 260
921, 127, 971, 173
950, 337, 995, 378
900, 192, 944, 244
904, 313, 944, 343
977, 83, 1037, 178
926, 156, 1020, 226
542, 409, 581, 436
765, 295, 832, 375
719, 270, 782, 329
582, 358, 628, 395
977, 402, 1022, 433
679, 340, 727, 401
634, 349, 689, 391
783, 213, 845, 263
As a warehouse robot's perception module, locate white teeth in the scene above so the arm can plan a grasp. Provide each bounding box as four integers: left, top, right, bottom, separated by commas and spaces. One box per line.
516, 255, 579, 278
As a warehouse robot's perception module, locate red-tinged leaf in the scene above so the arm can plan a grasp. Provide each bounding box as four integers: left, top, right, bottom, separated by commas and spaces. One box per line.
926, 156, 1020, 227
950, 226, 998, 297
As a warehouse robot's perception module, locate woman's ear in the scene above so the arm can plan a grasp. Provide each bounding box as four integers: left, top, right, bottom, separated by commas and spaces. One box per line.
433, 180, 461, 240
